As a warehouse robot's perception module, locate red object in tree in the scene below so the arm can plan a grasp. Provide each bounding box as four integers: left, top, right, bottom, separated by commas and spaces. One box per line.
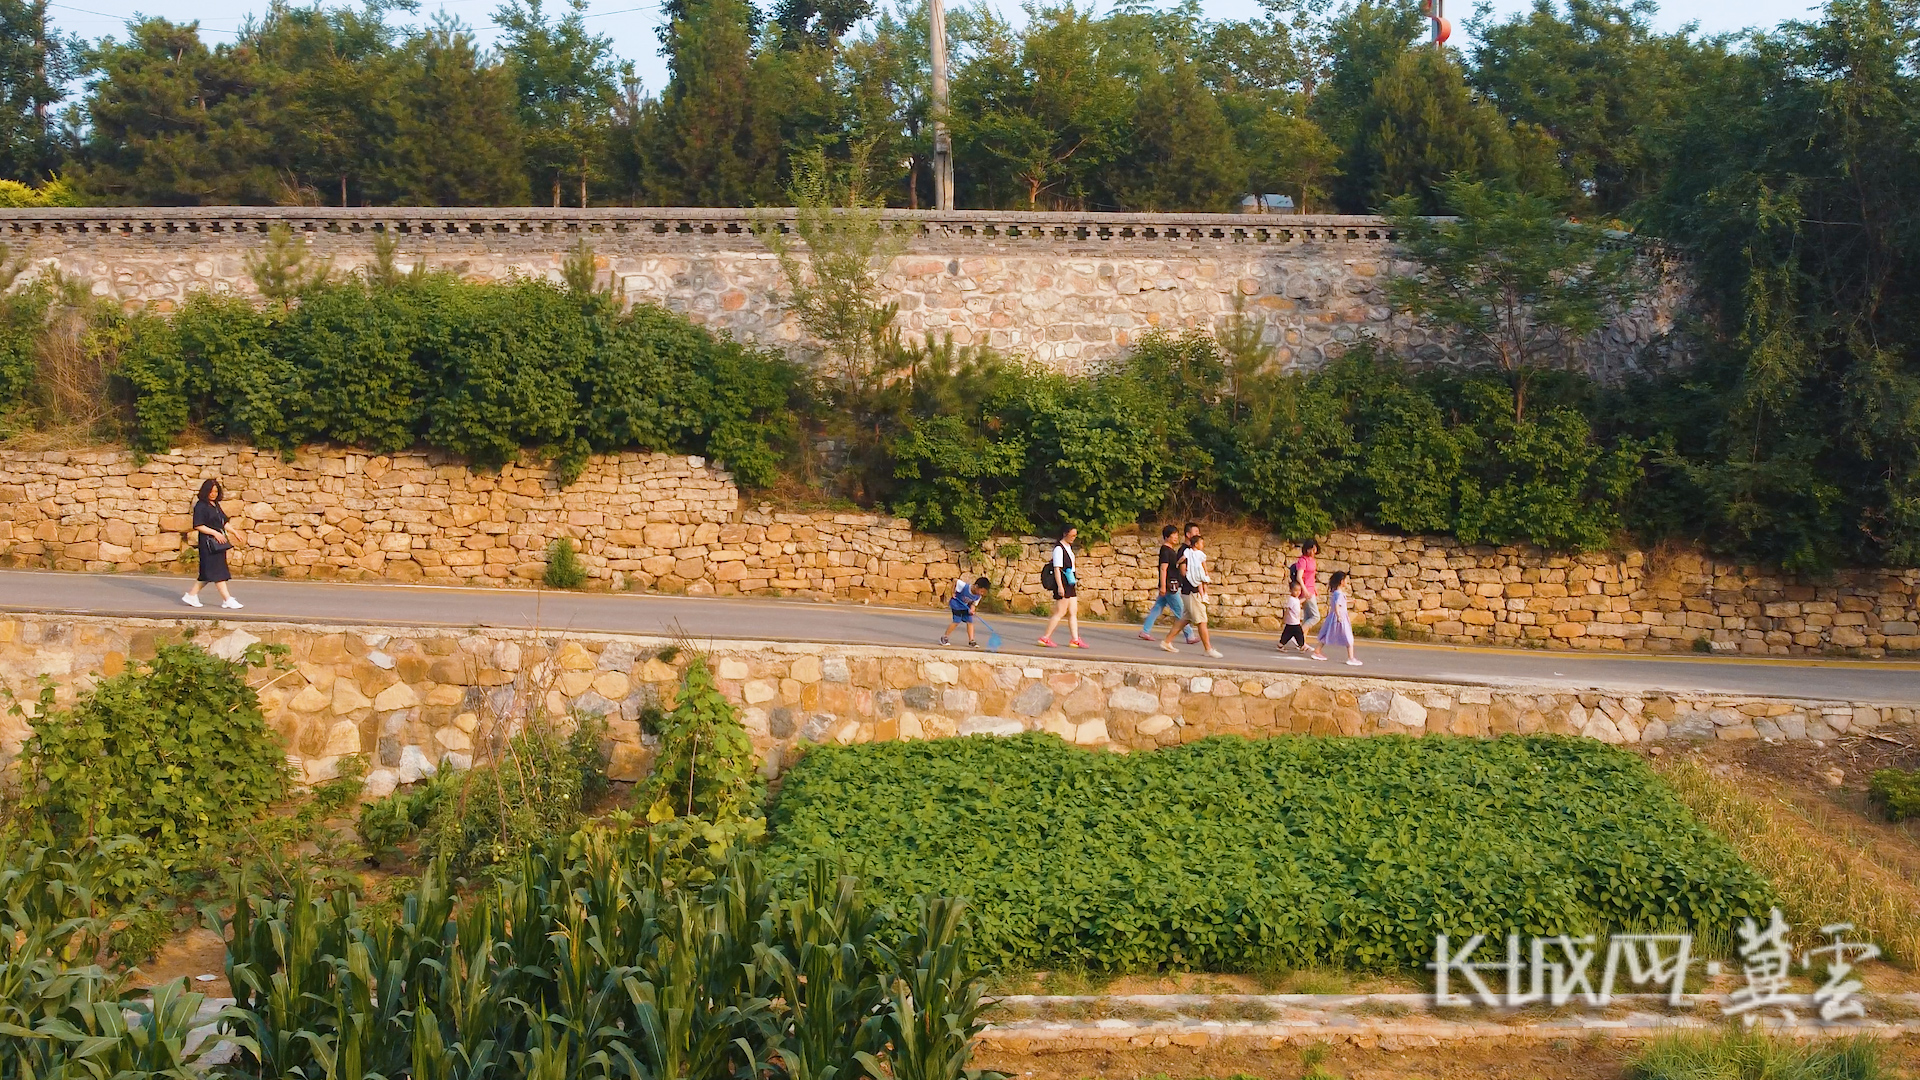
1433, 15, 1452, 42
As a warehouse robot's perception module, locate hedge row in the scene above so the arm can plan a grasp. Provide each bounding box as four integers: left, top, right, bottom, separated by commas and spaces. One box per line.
93, 275, 798, 485
768, 733, 1773, 971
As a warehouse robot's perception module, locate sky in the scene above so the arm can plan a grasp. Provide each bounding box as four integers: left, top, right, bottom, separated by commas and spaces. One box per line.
46, 0, 1823, 98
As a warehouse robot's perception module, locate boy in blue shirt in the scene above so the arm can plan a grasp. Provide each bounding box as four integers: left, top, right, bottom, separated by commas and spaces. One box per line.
941, 576, 992, 647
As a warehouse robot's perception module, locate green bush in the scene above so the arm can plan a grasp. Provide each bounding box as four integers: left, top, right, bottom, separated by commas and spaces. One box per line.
543, 536, 587, 589
108, 273, 801, 485
355, 714, 607, 877
769, 733, 1773, 972
1868, 769, 1920, 822
638, 656, 764, 833
10, 642, 292, 865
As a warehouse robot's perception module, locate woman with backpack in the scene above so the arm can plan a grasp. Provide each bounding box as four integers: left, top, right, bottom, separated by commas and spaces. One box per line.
1038, 526, 1087, 648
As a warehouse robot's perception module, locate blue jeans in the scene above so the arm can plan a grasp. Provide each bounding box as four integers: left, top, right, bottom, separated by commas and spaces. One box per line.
1141, 591, 1184, 633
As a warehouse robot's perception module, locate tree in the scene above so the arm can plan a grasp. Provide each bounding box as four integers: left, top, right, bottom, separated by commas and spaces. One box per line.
71, 19, 283, 204
949, 5, 1130, 209
245, 0, 404, 207
1313, 0, 1422, 208
378, 19, 529, 205
1385, 178, 1638, 420
646, 0, 781, 205
496, 0, 618, 206
1350, 46, 1524, 212
1241, 108, 1341, 212
1469, 0, 1727, 217
1631, 0, 1920, 570
1106, 57, 1243, 211
0, 0, 79, 183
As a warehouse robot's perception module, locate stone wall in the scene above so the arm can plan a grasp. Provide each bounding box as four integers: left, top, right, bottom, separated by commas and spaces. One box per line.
1, 207, 1686, 379
0, 614, 1904, 793
2, 445, 1915, 657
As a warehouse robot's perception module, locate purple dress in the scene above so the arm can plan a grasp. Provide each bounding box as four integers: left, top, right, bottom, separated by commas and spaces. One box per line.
1317, 588, 1353, 648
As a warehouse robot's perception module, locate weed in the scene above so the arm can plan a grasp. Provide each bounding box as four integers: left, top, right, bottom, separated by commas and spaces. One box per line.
1867, 768, 1920, 821
543, 537, 587, 589
1693, 635, 1715, 653
1630, 1028, 1887, 1080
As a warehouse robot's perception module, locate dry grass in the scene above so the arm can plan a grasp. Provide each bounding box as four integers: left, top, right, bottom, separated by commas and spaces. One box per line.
1659, 758, 1920, 964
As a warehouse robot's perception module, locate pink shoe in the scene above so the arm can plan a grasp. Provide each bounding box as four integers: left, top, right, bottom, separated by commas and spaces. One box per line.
1068, 638, 1088, 648
1037, 637, 1057, 648
1137, 631, 1155, 640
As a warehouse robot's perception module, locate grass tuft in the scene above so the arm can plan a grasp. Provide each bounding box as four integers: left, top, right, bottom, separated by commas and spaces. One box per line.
1631, 1029, 1887, 1080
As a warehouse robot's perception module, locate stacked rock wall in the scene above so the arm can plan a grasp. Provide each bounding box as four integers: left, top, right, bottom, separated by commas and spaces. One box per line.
0, 445, 1915, 657
0, 614, 1905, 794
2, 207, 1686, 379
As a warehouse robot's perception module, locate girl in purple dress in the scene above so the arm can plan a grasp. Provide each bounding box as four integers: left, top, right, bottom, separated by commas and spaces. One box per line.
1313, 570, 1361, 666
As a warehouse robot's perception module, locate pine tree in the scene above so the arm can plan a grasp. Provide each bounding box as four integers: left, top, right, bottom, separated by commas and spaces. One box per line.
496, 0, 617, 207
647, 0, 771, 205
70, 19, 282, 204
1352, 47, 1521, 212
378, 18, 530, 206
0, 0, 79, 184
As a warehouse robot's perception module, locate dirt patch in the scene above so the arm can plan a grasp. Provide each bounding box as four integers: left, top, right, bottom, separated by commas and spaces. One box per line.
976, 1035, 1920, 1080
127, 925, 230, 998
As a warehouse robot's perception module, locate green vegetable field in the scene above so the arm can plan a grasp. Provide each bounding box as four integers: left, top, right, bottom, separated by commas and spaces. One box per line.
768, 733, 1773, 971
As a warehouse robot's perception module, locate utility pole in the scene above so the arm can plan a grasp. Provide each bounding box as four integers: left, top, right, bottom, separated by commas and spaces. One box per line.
1429, 0, 1451, 47
929, 0, 954, 210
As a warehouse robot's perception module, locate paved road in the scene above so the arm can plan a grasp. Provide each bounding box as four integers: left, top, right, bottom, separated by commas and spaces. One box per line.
1, 569, 1916, 702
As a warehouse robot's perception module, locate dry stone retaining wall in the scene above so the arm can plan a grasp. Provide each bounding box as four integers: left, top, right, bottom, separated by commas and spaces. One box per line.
1, 445, 1916, 657
2, 207, 1685, 379
0, 614, 1905, 796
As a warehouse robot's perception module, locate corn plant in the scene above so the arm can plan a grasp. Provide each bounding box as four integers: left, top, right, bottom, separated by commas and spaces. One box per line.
204, 820, 992, 1080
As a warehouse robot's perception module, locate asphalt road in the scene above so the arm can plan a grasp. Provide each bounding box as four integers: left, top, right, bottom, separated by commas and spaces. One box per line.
1, 569, 1916, 703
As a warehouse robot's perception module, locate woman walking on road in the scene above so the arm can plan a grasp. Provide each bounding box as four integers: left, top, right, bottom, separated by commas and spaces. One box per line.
1313, 569, 1360, 666
1038, 526, 1086, 648
182, 478, 242, 610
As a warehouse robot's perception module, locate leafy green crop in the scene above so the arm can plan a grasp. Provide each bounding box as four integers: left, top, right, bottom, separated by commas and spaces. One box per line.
769, 733, 1773, 972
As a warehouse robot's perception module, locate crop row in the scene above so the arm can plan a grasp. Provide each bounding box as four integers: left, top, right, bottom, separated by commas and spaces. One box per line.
769, 733, 1774, 971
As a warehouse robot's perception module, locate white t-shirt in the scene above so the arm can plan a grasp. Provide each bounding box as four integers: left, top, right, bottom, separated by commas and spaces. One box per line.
1283, 595, 1303, 625
1182, 548, 1209, 588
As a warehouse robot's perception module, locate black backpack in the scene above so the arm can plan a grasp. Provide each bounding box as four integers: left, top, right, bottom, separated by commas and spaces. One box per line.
1040, 561, 1059, 593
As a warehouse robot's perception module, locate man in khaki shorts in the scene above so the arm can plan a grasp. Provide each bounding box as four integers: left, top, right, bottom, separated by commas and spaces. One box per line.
1160, 534, 1224, 658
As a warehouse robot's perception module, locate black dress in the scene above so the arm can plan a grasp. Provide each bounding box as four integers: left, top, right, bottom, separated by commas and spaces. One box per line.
193, 500, 231, 583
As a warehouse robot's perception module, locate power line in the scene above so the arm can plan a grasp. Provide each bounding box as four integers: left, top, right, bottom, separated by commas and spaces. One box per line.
47, 1, 239, 32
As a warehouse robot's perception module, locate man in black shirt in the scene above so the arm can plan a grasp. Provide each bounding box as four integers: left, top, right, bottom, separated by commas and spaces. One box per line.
1138, 524, 1186, 639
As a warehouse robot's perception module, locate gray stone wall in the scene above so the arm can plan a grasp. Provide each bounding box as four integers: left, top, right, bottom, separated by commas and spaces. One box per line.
0, 613, 1904, 792
1, 207, 1688, 378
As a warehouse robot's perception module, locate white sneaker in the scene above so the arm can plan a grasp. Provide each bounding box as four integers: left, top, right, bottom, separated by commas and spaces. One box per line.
181, 593, 203, 608
1161, 642, 1179, 653
1206, 649, 1225, 659
221, 598, 244, 609
1345, 658, 1364, 666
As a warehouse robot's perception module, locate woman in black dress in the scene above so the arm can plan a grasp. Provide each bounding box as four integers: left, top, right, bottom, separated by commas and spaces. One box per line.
182, 478, 242, 609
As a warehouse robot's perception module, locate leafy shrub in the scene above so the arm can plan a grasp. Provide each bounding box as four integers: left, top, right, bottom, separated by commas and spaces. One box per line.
769, 733, 1773, 971
0, 276, 52, 415
543, 536, 587, 589
221, 823, 1000, 1080
639, 656, 765, 836
1868, 769, 1920, 822
355, 714, 607, 877
108, 273, 801, 485
10, 642, 292, 865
